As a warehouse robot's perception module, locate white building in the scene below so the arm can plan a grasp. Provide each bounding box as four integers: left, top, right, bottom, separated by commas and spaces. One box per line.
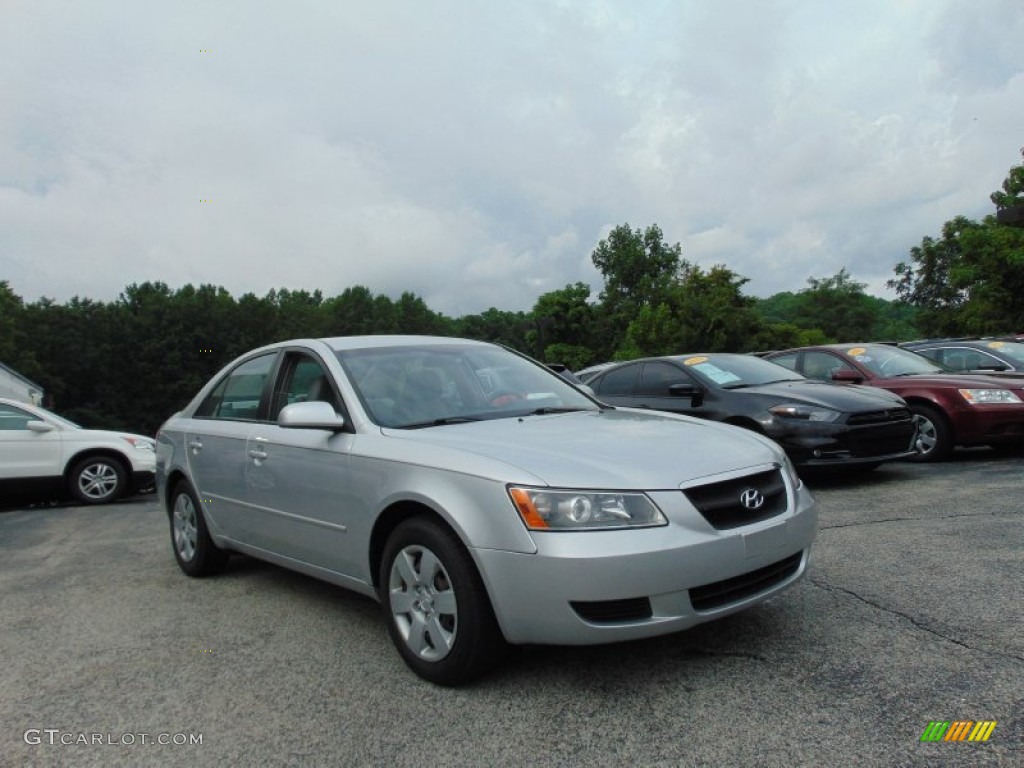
0, 363, 44, 405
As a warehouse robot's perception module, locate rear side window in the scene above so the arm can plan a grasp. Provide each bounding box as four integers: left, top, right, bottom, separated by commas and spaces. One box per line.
769, 354, 799, 372
196, 353, 276, 420
595, 364, 639, 396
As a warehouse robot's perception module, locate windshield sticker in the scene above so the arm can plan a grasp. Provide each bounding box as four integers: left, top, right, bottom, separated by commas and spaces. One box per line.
987, 341, 1005, 349
846, 347, 866, 356
691, 362, 742, 385
683, 356, 708, 366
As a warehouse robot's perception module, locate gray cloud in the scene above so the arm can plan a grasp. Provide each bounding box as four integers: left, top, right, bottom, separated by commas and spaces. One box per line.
2, 0, 1022, 316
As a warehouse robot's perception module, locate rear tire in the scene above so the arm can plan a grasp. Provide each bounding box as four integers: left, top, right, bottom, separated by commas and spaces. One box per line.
909, 404, 953, 462
170, 480, 228, 577
379, 516, 508, 686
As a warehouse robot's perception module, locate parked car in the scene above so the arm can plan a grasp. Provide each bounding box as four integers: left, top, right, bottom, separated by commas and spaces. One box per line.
156, 336, 817, 685
764, 344, 1024, 461
0, 397, 156, 505
585, 354, 917, 470
575, 362, 617, 382
901, 339, 1024, 374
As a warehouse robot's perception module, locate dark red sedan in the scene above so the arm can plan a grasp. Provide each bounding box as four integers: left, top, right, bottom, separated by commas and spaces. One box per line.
765, 344, 1024, 461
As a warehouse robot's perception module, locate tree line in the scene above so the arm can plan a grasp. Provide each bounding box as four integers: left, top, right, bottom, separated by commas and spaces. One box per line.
2, 151, 1021, 435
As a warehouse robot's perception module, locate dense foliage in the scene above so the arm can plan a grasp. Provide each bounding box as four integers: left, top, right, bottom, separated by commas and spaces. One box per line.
891, 149, 1024, 336
1, 250, 912, 434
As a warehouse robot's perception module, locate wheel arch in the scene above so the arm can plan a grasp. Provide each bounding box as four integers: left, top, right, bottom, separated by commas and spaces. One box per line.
162, 469, 192, 516
902, 396, 953, 430
369, 500, 457, 591
63, 448, 131, 481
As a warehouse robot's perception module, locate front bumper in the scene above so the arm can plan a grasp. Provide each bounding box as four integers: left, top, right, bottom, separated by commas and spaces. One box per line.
474, 483, 817, 645
768, 419, 917, 467
952, 404, 1024, 446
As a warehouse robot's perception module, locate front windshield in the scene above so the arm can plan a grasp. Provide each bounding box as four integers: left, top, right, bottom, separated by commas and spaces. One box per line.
674, 354, 805, 388
337, 344, 598, 428
842, 345, 947, 376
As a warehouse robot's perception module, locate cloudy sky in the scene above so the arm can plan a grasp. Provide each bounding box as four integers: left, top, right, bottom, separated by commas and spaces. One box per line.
2, 0, 1022, 317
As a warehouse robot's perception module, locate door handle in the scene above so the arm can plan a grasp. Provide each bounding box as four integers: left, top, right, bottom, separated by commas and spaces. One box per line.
248, 448, 268, 461
188, 439, 203, 453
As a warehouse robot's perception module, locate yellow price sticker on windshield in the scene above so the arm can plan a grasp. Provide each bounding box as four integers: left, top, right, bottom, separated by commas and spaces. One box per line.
683, 356, 708, 366
846, 347, 866, 356
987, 341, 1005, 348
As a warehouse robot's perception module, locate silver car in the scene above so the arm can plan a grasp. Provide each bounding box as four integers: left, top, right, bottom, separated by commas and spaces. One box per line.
156, 336, 817, 685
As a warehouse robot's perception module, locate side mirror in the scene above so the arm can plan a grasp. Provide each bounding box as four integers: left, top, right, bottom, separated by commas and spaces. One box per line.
831, 369, 863, 384
27, 420, 56, 433
279, 401, 346, 432
669, 383, 704, 407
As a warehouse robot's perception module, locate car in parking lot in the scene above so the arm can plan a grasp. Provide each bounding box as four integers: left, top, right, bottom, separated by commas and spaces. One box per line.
901, 338, 1024, 374
764, 344, 1024, 461
155, 336, 818, 685
0, 397, 156, 504
584, 354, 917, 470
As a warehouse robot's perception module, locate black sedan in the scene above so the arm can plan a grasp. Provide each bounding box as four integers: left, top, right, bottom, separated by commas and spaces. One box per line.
587, 354, 918, 469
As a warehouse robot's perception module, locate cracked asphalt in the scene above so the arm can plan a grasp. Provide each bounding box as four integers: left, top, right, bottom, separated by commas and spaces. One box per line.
1, 451, 1021, 767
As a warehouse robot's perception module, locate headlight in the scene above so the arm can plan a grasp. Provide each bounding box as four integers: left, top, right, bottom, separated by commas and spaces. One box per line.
121, 437, 155, 451
508, 487, 667, 531
768, 404, 841, 422
958, 389, 1022, 405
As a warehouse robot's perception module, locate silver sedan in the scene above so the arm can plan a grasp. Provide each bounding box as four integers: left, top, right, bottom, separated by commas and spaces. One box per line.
156, 336, 817, 685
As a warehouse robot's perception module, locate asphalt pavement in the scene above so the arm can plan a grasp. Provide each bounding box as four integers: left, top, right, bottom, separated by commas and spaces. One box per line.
1, 452, 1021, 767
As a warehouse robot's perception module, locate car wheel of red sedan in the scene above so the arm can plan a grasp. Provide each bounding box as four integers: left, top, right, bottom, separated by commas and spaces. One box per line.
909, 404, 952, 462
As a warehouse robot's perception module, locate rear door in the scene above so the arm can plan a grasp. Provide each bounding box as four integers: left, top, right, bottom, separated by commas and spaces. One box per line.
0, 402, 63, 480
184, 352, 278, 541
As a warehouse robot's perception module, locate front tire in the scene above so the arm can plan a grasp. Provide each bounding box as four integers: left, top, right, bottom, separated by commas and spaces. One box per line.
69, 456, 127, 504
170, 480, 228, 577
379, 517, 508, 686
909, 404, 953, 462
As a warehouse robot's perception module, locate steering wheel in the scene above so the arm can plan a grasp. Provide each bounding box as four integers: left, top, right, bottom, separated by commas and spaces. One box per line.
488, 392, 524, 407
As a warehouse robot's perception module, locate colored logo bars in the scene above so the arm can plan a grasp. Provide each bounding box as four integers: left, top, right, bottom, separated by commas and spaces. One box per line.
920, 721, 997, 742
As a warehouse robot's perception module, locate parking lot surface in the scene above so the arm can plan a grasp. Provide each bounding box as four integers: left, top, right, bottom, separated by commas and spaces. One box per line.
1, 452, 1021, 767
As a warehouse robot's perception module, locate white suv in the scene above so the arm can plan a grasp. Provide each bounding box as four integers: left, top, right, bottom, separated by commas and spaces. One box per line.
0, 397, 156, 505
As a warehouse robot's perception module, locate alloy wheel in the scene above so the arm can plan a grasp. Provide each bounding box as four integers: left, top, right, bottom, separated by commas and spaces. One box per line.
173, 493, 198, 562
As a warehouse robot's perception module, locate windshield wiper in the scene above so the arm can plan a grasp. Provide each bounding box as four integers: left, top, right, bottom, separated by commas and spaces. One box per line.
525, 406, 590, 415
399, 416, 482, 429
721, 383, 752, 389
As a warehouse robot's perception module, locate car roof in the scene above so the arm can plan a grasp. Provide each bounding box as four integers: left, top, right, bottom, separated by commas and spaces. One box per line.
319, 335, 490, 352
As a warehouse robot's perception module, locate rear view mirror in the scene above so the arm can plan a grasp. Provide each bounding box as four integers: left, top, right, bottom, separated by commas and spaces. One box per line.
669, 383, 704, 407
831, 369, 863, 384
279, 401, 346, 432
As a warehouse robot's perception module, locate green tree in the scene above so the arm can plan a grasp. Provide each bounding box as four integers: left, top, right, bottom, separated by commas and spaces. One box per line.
591, 223, 684, 355
529, 282, 597, 365
0, 280, 23, 363
617, 264, 764, 357
991, 148, 1024, 210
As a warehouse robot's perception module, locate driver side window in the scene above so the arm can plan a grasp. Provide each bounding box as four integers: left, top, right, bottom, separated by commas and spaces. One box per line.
802, 351, 854, 381
271, 354, 342, 420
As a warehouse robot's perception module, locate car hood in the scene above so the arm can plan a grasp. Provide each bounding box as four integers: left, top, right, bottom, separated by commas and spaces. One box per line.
736, 380, 906, 410
874, 373, 1024, 390
60, 426, 155, 445
382, 408, 781, 489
